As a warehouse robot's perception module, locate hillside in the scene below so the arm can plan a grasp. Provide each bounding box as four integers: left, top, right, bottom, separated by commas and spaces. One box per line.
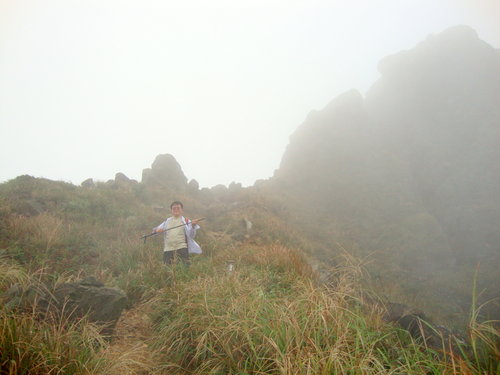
1, 173, 498, 374
1, 25, 499, 374
271, 25, 500, 323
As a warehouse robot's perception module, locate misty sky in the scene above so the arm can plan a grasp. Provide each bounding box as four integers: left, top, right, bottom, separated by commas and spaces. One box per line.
1, 0, 499, 188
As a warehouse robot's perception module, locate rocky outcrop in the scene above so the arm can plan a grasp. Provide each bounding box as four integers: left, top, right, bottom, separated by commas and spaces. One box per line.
4, 276, 128, 336
364, 25, 500, 270
142, 154, 188, 191
188, 179, 200, 192
112, 172, 138, 188
81, 178, 95, 188
383, 302, 468, 355
228, 182, 242, 190
271, 25, 500, 319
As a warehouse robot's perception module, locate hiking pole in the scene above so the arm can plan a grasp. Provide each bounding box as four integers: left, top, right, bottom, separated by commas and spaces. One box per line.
140, 217, 206, 244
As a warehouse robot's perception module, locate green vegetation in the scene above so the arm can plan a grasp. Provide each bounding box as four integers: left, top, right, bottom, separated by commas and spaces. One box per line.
0, 176, 498, 374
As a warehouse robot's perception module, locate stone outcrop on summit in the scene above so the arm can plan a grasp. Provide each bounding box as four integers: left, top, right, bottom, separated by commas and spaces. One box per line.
272, 26, 500, 318
142, 154, 189, 191
364, 25, 500, 270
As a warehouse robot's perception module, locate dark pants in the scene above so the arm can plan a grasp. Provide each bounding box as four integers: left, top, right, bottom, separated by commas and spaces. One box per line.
163, 248, 189, 265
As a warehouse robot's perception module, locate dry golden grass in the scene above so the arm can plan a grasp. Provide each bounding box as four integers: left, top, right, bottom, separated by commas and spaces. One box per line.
1, 180, 497, 374
149, 245, 451, 374
102, 297, 161, 375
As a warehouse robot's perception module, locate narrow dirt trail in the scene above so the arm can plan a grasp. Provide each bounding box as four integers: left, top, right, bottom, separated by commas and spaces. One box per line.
103, 299, 159, 374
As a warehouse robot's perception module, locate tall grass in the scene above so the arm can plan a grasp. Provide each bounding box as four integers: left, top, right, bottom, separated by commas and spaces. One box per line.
0, 309, 108, 374
0, 255, 29, 291
1, 177, 497, 374
149, 245, 492, 374
0, 256, 157, 375
1, 213, 97, 273
462, 267, 500, 374
0, 306, 160, 375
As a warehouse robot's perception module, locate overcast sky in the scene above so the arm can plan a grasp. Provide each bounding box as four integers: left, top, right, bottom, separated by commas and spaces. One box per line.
1, 0, 499, 188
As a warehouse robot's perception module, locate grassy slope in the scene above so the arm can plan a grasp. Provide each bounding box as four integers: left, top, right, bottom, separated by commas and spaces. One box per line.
0, 176, 498, 374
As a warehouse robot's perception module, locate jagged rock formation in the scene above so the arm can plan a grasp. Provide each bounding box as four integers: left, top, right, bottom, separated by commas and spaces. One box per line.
188, 179, 200, 192
142, 154, 188, 191
364, 25, 500, 269
81, 178, 95, 188
273, 25, 500, 319
115, 172, 138, 186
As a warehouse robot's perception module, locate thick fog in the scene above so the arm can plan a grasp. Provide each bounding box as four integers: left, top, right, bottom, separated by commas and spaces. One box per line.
0, 0, 499, 187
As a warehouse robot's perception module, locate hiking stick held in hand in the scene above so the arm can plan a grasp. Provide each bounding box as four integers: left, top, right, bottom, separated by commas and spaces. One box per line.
140, 217, 206, 244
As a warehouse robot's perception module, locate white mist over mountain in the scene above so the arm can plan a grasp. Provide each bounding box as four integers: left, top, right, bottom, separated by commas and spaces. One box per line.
0, 0, 499, 187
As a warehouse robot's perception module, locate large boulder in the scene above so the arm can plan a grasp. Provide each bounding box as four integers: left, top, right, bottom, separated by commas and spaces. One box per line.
142, 154, 188, 191
51, 277, 127, 335
114, 172, 138, 188
382, 301, 467, 355
115, 172, 130, 184
81, 178, 95, 188
4, 276, 128, 336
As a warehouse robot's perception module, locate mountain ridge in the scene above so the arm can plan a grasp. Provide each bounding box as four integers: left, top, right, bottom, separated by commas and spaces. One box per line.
270, 24, 499, 321
2, 25, 499, 324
